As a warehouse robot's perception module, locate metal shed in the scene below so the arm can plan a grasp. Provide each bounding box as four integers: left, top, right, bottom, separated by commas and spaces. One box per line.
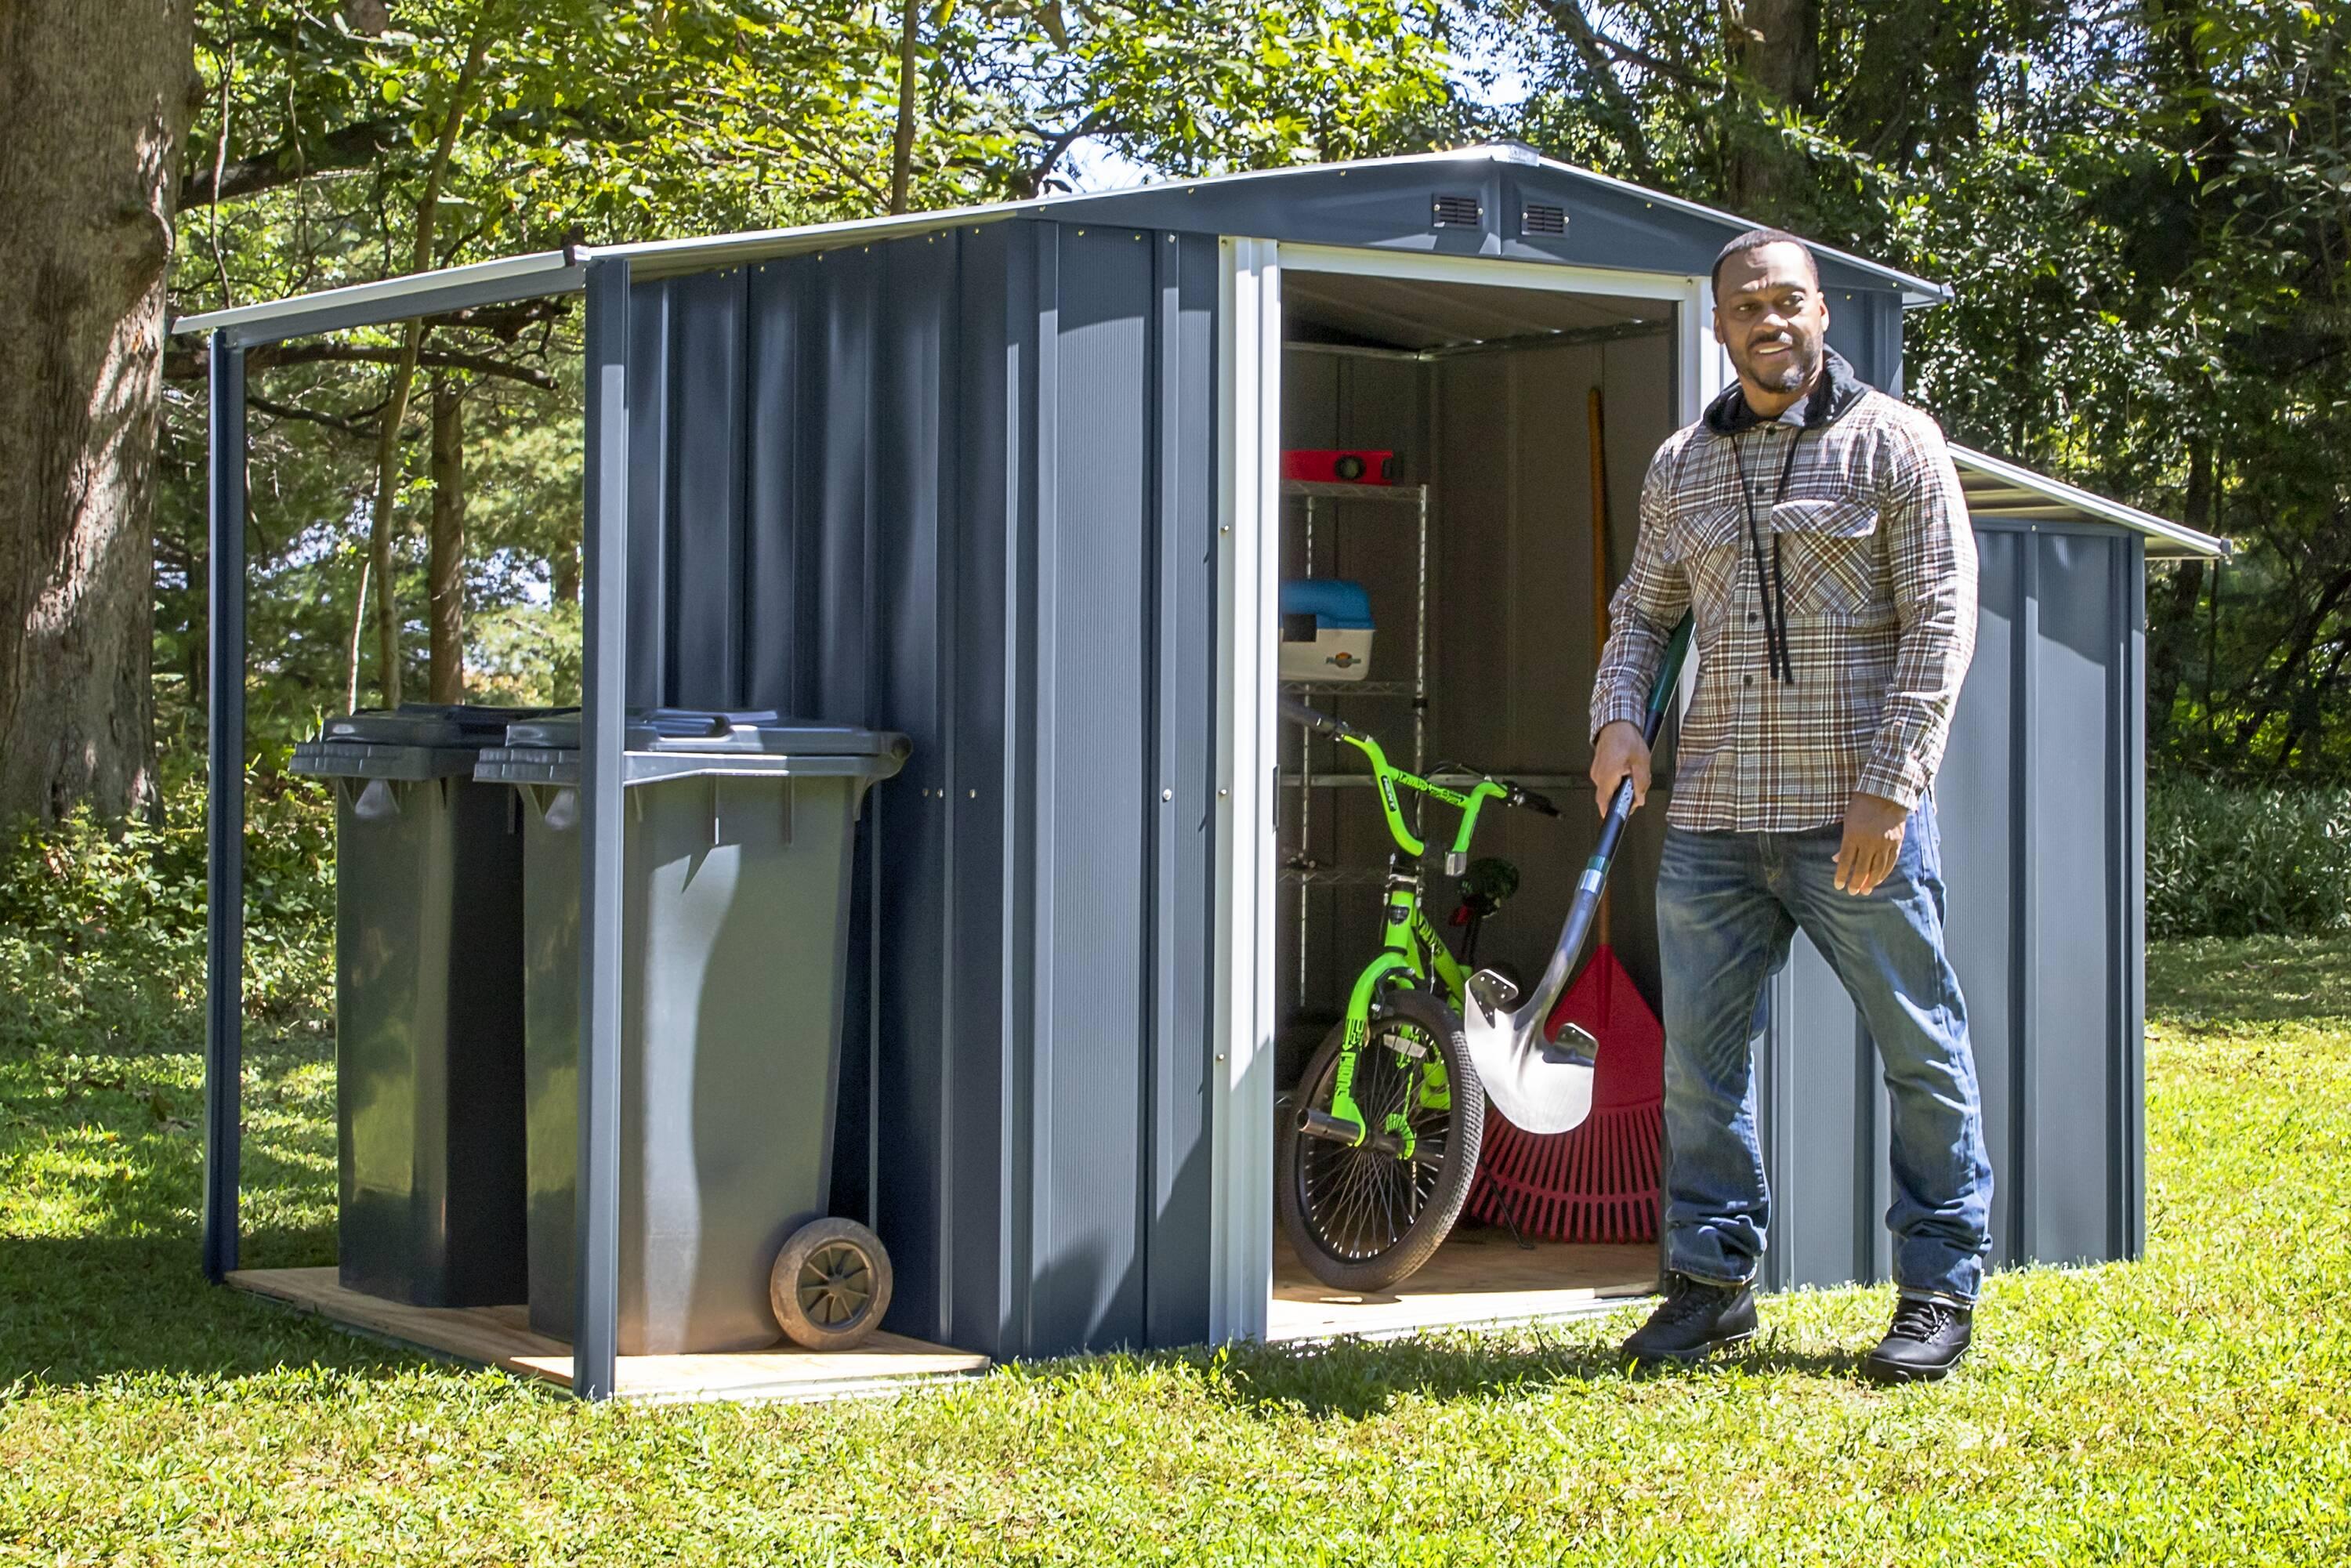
180, 143, 2226, 1397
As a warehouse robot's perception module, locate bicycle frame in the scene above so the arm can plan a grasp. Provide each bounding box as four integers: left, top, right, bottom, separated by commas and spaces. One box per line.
1317, 726, 1510, 1148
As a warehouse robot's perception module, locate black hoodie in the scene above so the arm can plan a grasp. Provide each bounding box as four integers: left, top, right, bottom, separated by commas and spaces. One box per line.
1701, 345, 1872, 437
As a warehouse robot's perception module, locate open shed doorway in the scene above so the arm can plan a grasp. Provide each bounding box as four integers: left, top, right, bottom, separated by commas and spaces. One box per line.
1264, 259, 1683, 1342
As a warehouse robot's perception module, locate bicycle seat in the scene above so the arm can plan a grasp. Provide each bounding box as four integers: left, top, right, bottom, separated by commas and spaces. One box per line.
1458, 856, 1520, 918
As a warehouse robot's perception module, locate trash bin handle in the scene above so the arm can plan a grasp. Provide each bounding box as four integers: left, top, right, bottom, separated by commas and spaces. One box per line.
621, 754, 892, 786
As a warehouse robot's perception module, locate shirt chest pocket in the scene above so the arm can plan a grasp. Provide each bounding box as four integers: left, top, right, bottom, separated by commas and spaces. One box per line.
1655, 505, 1748, 613
1769, 497, 1886, 620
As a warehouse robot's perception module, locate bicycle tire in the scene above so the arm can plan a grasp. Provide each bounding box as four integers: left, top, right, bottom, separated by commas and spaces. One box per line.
1277, 986, 1484, 1294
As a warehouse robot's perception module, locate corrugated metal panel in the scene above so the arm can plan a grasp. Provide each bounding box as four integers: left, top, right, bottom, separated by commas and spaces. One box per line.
614, 218, 1219, 1361
1757, 520, 2146, 1293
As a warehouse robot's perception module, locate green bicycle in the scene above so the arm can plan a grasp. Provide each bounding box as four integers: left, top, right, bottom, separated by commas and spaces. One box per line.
1277, 698, 1562, 1293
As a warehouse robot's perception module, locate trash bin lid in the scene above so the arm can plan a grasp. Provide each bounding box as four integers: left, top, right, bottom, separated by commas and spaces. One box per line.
292, 704, 576, 781
319, 704, 565, 749
502, 710, 908, 759
476, 709, 911, 788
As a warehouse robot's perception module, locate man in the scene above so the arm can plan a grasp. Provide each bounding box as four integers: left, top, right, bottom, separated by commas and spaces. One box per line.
1588, 228, 1992, 1384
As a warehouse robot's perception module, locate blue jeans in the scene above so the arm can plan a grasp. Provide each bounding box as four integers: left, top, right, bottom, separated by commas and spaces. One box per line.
1654, 795, 1993, 1304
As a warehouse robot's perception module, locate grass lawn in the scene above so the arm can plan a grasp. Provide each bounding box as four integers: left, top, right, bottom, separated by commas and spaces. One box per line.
4, 937, 2349, 1565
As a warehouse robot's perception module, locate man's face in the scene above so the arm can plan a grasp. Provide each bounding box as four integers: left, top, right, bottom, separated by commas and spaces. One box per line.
1713, 243, 1830, 398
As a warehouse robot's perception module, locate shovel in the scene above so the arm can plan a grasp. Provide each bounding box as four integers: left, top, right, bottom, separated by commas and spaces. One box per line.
1461, 614, 1692, 1134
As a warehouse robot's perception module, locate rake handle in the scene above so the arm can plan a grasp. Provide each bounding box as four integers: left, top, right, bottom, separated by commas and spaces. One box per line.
1539, 616, 1693, 1040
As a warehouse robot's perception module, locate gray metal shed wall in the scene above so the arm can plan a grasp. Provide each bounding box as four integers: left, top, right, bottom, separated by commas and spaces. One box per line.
603, 210, 2142, 1353
1751, 522, 2146, 1291
615, 217, 1222, 1361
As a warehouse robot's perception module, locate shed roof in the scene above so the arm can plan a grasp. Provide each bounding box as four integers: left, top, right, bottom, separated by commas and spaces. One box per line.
1951, 444, 2227, 559
166, 143, 2219, 561
174, 143, 1948, 347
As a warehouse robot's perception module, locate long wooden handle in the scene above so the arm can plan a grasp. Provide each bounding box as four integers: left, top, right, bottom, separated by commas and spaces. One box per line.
1588, 386, 1613, 947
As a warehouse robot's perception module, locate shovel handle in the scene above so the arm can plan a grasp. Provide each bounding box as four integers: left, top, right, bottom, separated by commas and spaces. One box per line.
1534, 617, 1694, 1039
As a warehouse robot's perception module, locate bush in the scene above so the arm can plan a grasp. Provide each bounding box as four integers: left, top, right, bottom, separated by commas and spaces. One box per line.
2146, 777, 2351, 939
0, 765, 335, 1054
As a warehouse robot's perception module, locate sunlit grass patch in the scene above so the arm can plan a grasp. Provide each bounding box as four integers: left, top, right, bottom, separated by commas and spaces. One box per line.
2, 939, 2347, 1564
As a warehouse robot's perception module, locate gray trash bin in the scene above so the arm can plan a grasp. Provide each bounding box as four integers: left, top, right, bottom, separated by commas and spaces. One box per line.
475, 710, 910, 1354
291, 704, 560, 1307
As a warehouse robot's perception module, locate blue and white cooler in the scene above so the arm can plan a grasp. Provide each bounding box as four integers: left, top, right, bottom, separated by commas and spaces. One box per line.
1279, 578, 1375, 683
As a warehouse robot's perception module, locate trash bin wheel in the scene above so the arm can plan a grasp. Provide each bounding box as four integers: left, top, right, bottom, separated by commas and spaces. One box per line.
770, 1218, 894, 1351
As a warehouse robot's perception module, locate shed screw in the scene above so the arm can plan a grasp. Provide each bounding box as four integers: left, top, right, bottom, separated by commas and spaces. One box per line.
968, 789, 976, 798
1218, 787, 1230, 798
1162, 788, 1174, 801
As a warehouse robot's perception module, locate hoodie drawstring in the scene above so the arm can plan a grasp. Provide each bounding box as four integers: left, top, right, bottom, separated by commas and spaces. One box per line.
1731, 429, 1806, 686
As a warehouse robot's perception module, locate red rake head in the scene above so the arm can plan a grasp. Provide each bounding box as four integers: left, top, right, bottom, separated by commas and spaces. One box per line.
1469, 944, 1666, 1244
1542, 944, 1665, 1114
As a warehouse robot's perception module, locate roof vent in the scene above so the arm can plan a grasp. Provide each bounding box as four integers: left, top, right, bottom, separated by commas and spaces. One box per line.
1431, 194, 1483, 229
1521, 202, 1567, 237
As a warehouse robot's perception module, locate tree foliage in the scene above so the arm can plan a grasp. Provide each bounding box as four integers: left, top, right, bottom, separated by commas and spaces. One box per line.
159, 0, 1459, 754
148, 0, 2351, 783
1480, 0, 2351, 779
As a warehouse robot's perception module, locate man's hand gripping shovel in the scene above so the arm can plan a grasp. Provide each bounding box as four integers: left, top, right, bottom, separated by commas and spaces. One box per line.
1461, 616, 1692, 1134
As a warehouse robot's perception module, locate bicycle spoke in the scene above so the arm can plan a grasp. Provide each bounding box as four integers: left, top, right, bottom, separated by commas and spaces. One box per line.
1292, 1008, 1469, 1271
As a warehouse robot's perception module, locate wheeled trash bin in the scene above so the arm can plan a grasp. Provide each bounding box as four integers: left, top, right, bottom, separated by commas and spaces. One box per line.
475, 710, 910, 1355
291, 704, 557, 1307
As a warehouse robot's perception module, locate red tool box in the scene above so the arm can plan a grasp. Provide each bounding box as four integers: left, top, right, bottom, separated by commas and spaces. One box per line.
1281, 448, 1398, 485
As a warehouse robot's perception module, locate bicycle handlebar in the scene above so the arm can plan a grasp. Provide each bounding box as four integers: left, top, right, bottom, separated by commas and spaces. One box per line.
1279, 697, 1353, 740
1512, 787, 1561, 817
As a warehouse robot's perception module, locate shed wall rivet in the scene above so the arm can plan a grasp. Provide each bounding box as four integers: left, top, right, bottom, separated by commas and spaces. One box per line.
1162, 788, 1174, 801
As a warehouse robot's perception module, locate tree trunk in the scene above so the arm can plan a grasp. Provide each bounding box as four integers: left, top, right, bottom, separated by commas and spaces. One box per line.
345, 555, 369, 715
551, 545, 579, 607
426, 378, 465, 704
2146, 441, 2214, 750
889, 0, 919, 213
0, 0, 195, 824
1721, 0, 1820, 218
360, 13, 498, 709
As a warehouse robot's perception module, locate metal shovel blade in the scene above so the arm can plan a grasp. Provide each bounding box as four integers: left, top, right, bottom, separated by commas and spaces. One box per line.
1456, 613, 1690, 1135
1461, 968, 1596, 1135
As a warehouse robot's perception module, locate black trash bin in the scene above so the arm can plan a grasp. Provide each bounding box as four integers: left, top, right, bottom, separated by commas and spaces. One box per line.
475, 710, 910, 1354
291, 704, 560, 1307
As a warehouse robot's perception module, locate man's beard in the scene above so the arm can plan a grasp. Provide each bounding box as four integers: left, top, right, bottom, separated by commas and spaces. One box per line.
1748, 344, 1817, 393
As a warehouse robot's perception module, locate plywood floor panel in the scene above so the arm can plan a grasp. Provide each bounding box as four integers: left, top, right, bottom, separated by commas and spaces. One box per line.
229, 1269, 989, 1403
1268, 1233, 1657, 1343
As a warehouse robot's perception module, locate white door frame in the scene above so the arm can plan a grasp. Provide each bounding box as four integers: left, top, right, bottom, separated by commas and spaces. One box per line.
1205, 239, 1726, 1344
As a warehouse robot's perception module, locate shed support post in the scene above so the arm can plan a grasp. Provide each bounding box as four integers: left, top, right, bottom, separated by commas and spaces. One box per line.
203, 334, 248, 1284
576, 257, 632, 1400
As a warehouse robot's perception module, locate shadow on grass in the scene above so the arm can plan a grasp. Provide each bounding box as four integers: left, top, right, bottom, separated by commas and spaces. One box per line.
0, 1228, 520, 1392
2147, 934, 2351, 1027
1150, 1323, 1870, 1421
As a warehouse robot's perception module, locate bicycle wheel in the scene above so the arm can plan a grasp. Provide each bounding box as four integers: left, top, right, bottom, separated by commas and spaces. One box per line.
1277, 986, 1484, 1293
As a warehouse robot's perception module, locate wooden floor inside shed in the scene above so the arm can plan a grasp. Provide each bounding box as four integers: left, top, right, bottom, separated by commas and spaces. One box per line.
228, 1268, 991, 1403
1267, 1229, 1657, 1343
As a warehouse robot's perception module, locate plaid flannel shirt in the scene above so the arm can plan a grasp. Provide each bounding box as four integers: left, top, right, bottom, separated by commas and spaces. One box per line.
1590, 357, 1977, 834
